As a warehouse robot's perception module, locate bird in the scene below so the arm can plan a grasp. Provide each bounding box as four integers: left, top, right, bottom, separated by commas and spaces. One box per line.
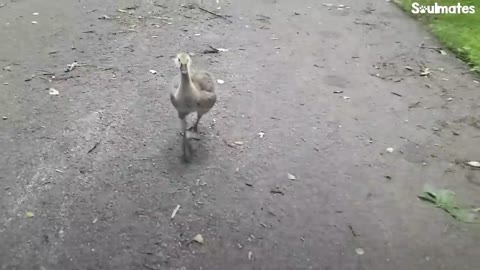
170, 52, 217, 161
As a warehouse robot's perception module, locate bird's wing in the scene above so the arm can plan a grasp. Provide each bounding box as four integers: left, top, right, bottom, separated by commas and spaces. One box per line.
191, 70, 215, 93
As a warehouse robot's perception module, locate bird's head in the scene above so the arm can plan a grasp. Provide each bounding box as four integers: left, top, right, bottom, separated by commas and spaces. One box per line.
174, 52, 191, 75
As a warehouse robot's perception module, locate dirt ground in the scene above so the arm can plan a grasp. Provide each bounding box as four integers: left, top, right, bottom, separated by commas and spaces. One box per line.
1, 0, 480, 269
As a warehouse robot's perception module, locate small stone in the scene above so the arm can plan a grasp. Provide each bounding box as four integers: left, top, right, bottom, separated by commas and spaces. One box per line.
355, 248, 365, 255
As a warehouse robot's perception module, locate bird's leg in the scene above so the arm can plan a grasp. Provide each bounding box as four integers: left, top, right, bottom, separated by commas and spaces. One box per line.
192, 113, 203, 133
188, 112, 203, 133
179, 113, 192, 161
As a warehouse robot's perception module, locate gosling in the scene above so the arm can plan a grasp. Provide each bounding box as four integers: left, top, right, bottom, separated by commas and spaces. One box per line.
170, 52, 217, 161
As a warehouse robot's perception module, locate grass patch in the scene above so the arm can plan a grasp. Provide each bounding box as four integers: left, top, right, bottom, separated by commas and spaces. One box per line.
400, 0, 480, 71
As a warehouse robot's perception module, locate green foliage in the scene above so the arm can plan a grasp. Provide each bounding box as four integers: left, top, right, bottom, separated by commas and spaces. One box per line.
400, 0, 480, 70
419, 186, 480, 223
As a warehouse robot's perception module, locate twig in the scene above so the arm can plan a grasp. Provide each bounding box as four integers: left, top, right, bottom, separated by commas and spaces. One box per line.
354, 21, 376, 26
202, 45, 219, 54
419, 45, 442, 50
87, 141, 100, 154
170, 204, 180, 220
348, 225, 358, 237
198, 7, 232, 23
390, 92, 403, 97
223, 138, 235, 148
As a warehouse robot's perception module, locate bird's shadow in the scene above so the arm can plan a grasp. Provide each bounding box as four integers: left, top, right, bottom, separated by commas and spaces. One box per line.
161, 130, 212, 173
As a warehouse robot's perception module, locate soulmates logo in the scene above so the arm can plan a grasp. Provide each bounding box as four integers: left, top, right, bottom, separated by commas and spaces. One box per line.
411, 2, 476, 14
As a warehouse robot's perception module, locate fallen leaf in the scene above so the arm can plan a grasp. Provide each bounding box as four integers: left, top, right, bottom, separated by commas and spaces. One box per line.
193, 234, 204, 244
287, 173, 297, 180
418, 186, 480, 223
420, 67, 430, 76
217, 79, 225, 84
171, 204, 180, 219
25, 211, 34, 218
343, 96, 350, 100
439, 50, 447, 55
466, 161, 480, 168
149, 69, 157, 74
446, 97, 453, 101
49, 88, 59, 95
65, 61, 78, 72
386, 147, 394, 153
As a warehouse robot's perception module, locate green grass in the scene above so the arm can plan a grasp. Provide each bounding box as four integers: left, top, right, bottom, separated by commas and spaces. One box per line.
400, 0, 480, 71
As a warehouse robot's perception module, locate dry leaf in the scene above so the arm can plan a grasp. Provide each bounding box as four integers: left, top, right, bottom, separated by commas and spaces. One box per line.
466, 161, 480, 168
25, 211, 34, 218
355, 248, 365, 255
149, 69, 157, 74
193, 234, 204, 244
386, 147, 394, 153
288, 173, 297, 180
420, 67, 430, 76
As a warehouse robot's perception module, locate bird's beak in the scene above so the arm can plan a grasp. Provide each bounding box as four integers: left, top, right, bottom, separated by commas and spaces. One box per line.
180, 64, 188, 75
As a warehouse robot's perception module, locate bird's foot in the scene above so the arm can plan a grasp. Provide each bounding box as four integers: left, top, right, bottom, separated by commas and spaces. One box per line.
187, 126, 198, 132
186, 130, 201, 140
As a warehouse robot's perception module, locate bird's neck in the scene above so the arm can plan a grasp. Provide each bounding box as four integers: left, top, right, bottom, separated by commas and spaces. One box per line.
180, 72, 192, 89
